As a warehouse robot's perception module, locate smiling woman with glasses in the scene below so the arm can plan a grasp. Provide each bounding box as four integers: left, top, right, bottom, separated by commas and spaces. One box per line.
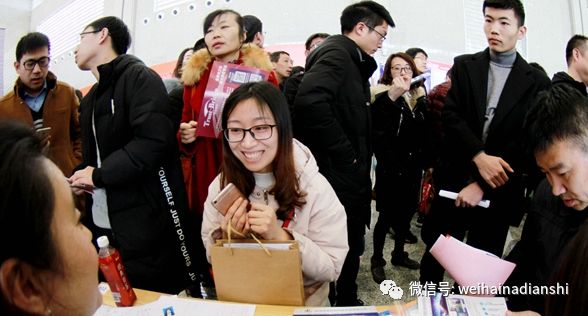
201, 81, 349, 306
224, 124, 277, 142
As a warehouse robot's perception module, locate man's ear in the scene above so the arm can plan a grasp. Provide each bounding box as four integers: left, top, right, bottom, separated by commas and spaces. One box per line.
354, 22, 367, 37
573, 47, 582, 61
0, 259, 50, 315
14, 61, 20, 73
98, 27, 110, 44
517, 25, 527, 40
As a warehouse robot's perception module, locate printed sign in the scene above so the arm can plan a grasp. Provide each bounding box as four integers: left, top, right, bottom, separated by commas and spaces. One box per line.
197, 61, 269, 138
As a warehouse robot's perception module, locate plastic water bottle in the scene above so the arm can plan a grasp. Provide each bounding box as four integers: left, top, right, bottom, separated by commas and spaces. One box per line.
97, 236, 136, 307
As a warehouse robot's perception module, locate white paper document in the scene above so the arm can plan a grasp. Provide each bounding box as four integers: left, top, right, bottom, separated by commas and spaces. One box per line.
439, 190, 490, 208
94, 295, 256, 316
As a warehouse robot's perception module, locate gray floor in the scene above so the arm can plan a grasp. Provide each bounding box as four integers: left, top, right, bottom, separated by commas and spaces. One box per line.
355, 201, 524, 306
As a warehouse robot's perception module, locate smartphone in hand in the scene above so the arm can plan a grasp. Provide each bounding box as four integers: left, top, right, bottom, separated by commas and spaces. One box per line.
212, 183, 246, 215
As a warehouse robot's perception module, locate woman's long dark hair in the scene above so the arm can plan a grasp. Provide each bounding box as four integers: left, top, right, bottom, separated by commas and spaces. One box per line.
220, 82, 306, 219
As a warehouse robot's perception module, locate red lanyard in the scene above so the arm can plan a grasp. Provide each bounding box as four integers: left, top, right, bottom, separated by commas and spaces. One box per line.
281, 209, 295, 228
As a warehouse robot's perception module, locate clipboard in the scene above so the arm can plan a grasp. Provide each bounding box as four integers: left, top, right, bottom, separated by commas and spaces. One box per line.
210, 239, 305, 306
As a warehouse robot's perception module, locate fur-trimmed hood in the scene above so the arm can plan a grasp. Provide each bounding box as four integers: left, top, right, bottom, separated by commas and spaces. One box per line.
181, 44, 274, 86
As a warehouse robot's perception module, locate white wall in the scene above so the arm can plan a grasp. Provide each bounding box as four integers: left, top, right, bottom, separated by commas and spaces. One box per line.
0, 0, 32, 94
2, 0, 585, 92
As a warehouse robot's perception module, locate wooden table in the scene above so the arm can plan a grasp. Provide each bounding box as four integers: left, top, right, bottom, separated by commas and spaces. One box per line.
102, 287, 414, 315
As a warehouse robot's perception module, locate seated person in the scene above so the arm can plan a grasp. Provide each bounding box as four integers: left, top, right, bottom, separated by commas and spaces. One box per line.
505, 85, 588, 314
508, 223, 588, 316
201, 82, 348, 306
0, 120, 102, 315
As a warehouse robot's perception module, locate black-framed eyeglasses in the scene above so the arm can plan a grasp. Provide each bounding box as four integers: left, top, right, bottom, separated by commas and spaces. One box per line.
79, 29, 101, 39
22, 57, 50, 70
365, 24, 386, 41
391, 66, 413, 74
223, 124, 277, 142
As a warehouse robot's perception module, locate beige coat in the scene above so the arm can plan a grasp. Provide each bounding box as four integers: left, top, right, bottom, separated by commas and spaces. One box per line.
201, 139, 348, 306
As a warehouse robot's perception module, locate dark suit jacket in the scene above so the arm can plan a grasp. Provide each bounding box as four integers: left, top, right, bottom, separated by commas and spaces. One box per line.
435, 48, 551, 223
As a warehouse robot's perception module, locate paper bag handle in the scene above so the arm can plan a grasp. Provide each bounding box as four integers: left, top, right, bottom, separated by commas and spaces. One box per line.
226, 222, 272, 256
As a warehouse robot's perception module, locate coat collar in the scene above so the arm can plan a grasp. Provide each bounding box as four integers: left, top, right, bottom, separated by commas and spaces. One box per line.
308, 35, 377, 81
466, 48, 535, 128
181, 44, 274, 86
14, 71, 57, 97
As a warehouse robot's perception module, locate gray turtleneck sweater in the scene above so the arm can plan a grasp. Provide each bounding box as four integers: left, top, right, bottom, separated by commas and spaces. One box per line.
482, 49, 517, 143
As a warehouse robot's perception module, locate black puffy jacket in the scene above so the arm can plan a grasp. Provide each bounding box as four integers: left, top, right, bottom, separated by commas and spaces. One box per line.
293, 35, 377, 227
78, 54, 199, 294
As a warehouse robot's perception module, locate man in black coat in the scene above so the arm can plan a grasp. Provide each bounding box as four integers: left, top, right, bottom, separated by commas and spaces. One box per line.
293, 0, 394, 306
419, 0, 551, 286
70, 16, 201, 295
504, 85, 588, 314
551, 34, 588, 96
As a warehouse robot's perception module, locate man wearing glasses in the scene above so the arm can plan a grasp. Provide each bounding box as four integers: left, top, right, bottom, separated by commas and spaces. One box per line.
293, 0, 394, 306
0, 32, 81, 177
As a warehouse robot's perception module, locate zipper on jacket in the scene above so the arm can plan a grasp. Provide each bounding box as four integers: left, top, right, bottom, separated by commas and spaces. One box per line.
263, 190, 269, 205
397, 112, 404, 137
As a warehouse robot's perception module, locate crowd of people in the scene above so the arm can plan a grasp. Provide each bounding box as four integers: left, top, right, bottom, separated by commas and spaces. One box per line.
1, 0, 588, 315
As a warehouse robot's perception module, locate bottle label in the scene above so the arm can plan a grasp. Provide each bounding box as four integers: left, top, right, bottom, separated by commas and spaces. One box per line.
111, 292, 121, 303
99, 248, 137, 307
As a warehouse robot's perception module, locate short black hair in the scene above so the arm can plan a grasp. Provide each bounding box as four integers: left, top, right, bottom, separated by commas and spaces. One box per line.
243, 15, 262, 43
483, 0, 525, 26
340, 0, 395, 35
565, 34, 588, 66
524, 84, 588, 156
15, 32, 50, 62
193, 38, 206, 51
86, 16, 131, 55
304, 33, 330, 51
405, 47, 428, 59
269, 51, 289, 63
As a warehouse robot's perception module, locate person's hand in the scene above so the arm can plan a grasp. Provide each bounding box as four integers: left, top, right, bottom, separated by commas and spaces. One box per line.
387, 76, 411, 101
505, 310, 541, 316
69, 167, 95, 195
179, 120, 198, 144
221, 197, 250, 237
472, 151, 514, 188
247, 203, 293, 241
455, 182, 484, 208
39, 132, 51, 152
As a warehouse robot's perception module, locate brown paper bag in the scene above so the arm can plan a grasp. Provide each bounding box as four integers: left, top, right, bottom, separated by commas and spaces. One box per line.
210, 239, 305, 306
